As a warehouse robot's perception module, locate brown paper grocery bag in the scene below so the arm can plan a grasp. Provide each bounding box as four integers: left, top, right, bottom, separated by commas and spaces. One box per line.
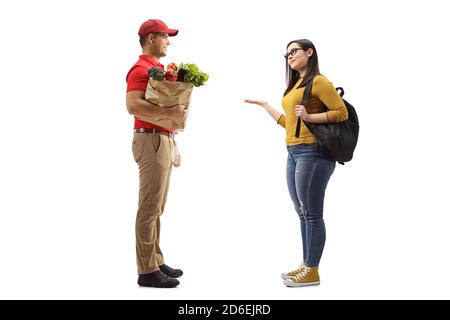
138, 79, 194, 130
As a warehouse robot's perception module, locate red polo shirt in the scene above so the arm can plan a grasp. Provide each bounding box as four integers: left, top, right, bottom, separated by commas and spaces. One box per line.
126, 55, 175, 132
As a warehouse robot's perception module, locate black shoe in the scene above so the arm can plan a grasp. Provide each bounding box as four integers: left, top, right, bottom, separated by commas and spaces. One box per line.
138, 270, 179, 288
159, 264, 183, 278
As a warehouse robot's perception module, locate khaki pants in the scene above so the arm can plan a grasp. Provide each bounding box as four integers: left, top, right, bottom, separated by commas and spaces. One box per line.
132, 132, 173, 275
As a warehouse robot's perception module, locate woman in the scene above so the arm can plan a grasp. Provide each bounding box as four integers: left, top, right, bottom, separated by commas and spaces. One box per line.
245, 39, 348, 287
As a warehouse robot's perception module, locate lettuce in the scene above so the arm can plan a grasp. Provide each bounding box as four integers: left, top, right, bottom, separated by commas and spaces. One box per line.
178, 63, 209, 87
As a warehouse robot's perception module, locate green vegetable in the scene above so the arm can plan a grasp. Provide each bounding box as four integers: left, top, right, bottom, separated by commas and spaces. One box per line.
148, 67, 165, 81
179, 63, 209, 87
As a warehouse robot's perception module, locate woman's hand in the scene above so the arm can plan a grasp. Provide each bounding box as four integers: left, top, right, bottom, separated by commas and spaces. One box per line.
244, 99, 268, 109
294, 105, 311, 121
244, 99, 283, 123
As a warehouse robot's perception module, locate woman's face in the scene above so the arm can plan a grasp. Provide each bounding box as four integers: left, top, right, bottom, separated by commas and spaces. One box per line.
286, 43, 310, 72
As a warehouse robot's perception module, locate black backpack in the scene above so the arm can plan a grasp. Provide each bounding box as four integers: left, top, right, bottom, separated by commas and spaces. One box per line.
295, 84, 359, 165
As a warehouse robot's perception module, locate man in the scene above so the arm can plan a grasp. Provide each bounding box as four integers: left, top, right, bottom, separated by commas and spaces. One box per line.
126, 19, 188, 288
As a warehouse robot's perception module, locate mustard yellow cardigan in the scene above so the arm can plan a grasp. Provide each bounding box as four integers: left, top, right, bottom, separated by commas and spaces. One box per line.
277, 74, 348, 146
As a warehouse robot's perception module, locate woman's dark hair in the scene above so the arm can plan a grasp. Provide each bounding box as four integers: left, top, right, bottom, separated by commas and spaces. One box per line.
284, 39, 320, 96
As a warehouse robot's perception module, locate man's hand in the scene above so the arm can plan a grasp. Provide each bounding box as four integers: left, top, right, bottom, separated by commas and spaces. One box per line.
168, 105, 188, 123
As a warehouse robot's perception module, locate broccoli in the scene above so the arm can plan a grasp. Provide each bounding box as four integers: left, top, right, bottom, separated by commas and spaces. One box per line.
148, 67, 166, 81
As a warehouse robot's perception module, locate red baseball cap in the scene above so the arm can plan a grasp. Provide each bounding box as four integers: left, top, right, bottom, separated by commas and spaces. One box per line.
138, 19, 178, 37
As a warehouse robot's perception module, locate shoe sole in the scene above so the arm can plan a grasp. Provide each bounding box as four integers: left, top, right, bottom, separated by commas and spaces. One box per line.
138, 283, 179, 288
138, 279, 180, 288
283, 280, 320, 287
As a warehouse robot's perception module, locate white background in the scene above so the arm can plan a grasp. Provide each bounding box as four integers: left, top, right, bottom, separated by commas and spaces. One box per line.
0, 0, 449, 300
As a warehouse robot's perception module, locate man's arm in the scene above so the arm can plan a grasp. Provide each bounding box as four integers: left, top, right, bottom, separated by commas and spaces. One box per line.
126, 91, 170, 120
126, 91, 188, 123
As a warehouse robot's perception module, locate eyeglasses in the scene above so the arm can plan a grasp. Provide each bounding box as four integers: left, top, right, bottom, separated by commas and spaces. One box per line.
284, 47, 304, 59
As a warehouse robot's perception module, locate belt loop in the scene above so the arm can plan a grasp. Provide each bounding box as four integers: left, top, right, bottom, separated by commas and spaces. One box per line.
152, 128, 155, 135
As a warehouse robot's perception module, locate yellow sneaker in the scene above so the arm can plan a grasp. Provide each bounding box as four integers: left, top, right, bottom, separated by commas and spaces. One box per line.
281, 262, 305, 280
284, 267, 320, 287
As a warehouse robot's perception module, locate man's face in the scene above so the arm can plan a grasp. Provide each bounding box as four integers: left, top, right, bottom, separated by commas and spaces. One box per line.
148, 33, 170, 57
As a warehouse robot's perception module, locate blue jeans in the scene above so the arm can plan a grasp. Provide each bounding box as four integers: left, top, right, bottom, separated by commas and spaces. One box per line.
286, 144, 335, 267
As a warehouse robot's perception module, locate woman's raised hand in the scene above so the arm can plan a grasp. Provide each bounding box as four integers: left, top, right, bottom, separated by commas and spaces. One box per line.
244, 99, 268, 108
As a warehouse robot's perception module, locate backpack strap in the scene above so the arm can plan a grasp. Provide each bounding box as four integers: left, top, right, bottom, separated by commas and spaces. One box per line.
294, 81, 314, 138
